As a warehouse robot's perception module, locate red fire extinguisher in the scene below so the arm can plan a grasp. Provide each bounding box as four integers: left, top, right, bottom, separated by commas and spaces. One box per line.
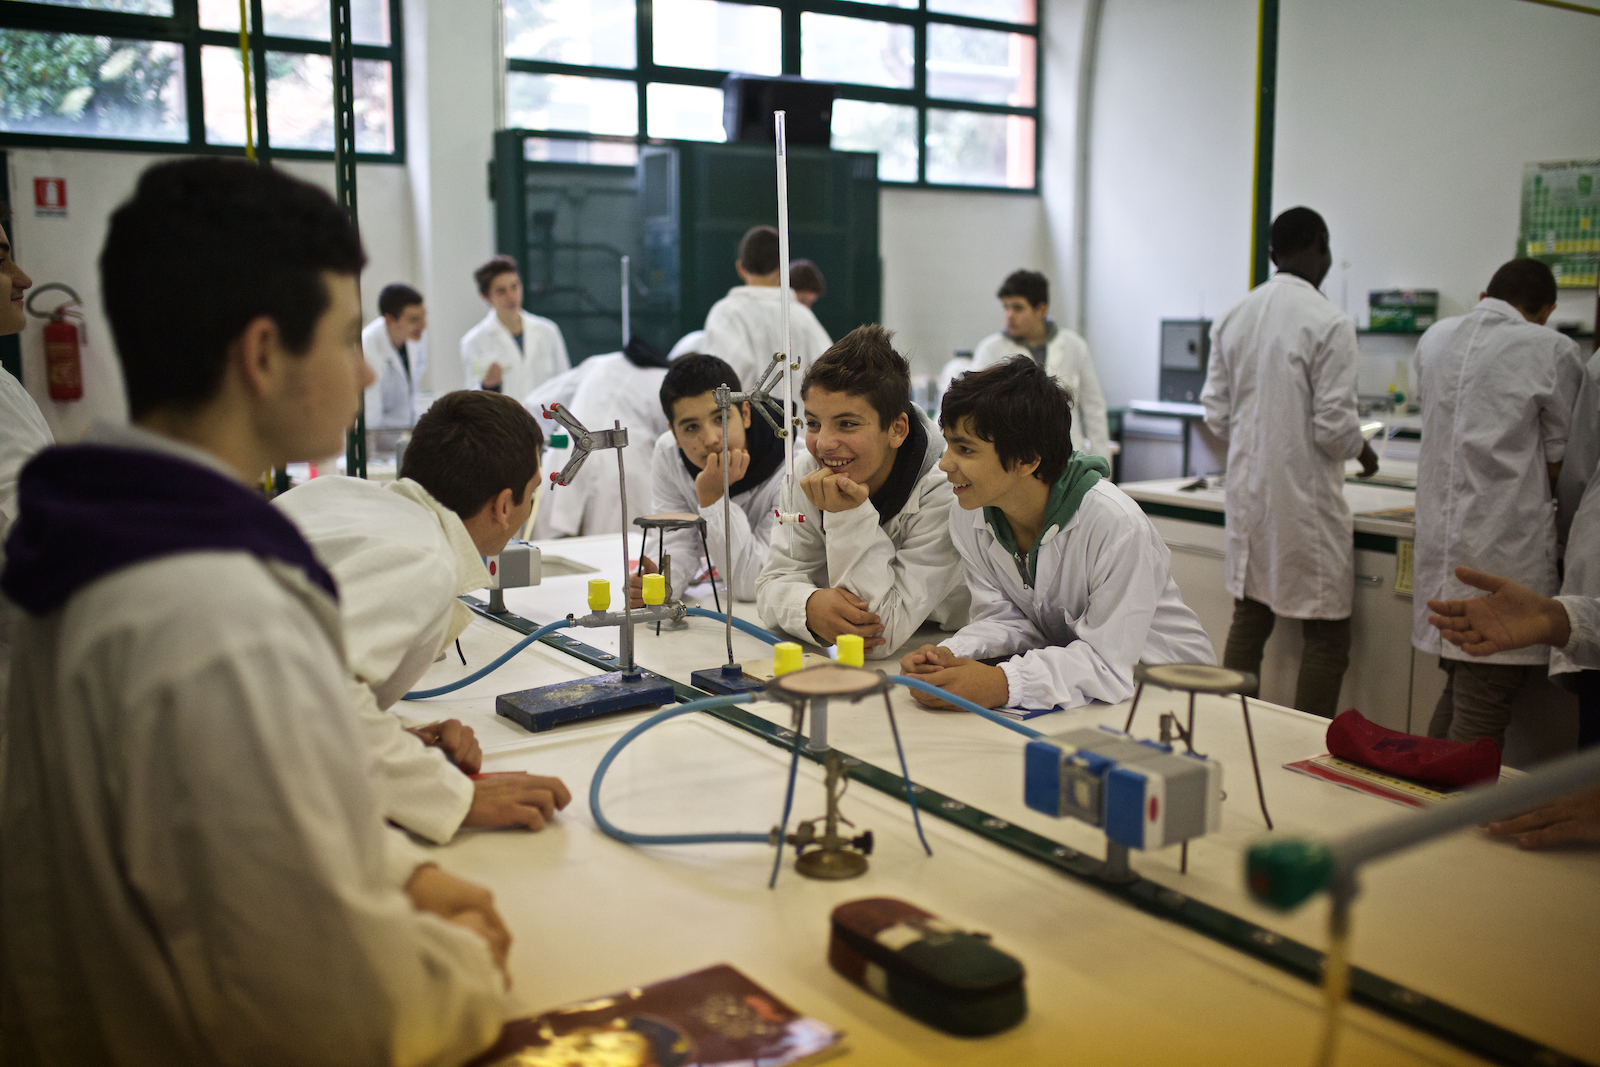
27, 283, 85, 401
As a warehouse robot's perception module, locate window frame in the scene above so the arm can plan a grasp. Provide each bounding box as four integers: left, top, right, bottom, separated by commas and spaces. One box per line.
506, 0, 1041, 193
0, 0, 406, 163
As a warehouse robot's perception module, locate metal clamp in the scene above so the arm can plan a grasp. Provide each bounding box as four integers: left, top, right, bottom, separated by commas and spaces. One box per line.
542, 403, 629, 487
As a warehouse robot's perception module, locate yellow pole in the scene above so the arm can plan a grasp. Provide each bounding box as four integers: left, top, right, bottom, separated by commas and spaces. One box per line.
238, 0, 256, 162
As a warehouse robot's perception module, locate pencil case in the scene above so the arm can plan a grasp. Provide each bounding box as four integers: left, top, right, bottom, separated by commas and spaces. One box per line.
828, 897, 1026, 1037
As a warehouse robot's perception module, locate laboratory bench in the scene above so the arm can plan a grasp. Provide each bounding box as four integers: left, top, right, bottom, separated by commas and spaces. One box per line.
1119, 475, 1579, 766
391, 533, 1598, 1067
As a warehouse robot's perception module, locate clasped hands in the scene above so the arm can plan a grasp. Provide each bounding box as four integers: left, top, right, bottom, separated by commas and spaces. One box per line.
899, 645, 1010, 710
800, 466, 870, 513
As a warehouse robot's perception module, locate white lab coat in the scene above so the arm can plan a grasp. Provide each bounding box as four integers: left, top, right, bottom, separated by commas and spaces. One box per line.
361, 316, 427, 429
942, 480, 1215, 709
701, 286, 832, 394
971, 326, 1113, 462
460, 307, 569, 400
0, 366, 53, 700
757, 407, 969, 658
1409, 298, 1584, 664
533, 353, 668, 538
2, 424, 503, 1067
1556, 595, 1600, 671
275, 476, 489, 843
1201, 272, 1367, 620
668, 329, 708, 361
650, 428, 784, 601
1553, 450, 1600, 681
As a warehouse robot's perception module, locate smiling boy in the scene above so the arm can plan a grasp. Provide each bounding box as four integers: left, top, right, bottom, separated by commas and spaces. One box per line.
630, 353, 787, 606
757, 325, 968, 658
902, 357, 1214, 710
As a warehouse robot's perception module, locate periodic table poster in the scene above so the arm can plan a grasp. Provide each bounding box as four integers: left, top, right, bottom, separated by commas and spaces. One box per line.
1520, 158, 1600, 289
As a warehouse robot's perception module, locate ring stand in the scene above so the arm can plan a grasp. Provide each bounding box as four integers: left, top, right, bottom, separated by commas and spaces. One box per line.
1123, 663, 1273, 843
634, 512, 712, 631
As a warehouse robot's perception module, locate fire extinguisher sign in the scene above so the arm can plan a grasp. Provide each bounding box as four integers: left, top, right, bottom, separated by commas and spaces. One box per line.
34, 178, 67, 219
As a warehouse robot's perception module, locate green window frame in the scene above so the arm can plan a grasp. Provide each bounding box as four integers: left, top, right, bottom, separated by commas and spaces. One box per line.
506, 0, 1041, 192
0, 0, 406, 163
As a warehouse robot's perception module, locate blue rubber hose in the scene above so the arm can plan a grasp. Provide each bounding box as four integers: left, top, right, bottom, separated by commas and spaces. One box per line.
589, 693, 774, 846
404, 619, 571, 699
683, 606, 783, 646
888, 674, 1048, 740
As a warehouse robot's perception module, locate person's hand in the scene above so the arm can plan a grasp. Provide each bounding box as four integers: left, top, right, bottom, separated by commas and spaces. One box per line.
1356, 441, 1379, 479
906, 657, 1010, 710
628, 556, 658, 609
1427, 566, 1571, 657
800, 468, 871, 513
1488, 785, 1600, 850
695, 448, 750, 508
462, 772, 572, 831
405, 865, 512, 980
482, 361, 504, 389
409, 719, 482, 774
900, 644, 955, 677
805, 587, 884, 649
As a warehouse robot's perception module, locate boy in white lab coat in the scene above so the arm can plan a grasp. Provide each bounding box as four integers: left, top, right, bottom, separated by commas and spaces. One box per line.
628, 353, 787, 607
970, 269, 1112, 463
360, 281, 428, 428
702, 225, 832, 391
460, 254, 569, 398
757, 325, 968, 658
1201, 206, 1379, 719
0, 159, 506, 1064
902, 357, 1214, 710
1412, 257, 1585, 746
275, 390, 571, 843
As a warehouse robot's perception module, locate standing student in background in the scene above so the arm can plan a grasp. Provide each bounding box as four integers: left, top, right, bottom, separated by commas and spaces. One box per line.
361, 282, 428, 428
970, 270, 1111, 463
790, 258, 825, 310
1200, 207, 1379, 719
702, 225, 832, 391
1411, 257, 1584, 747
460, 254, 569, 398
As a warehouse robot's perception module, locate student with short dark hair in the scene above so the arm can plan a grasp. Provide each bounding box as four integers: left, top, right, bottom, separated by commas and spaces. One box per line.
460, 253, 569, 398
701, 224, 832, 391
902, 357, 1214, 709
276, 389, 571, 843
971, 269, 1112, 462
362, 281, 428, 427
790, 258, 825, 309
1411, 257, 1585, 746
629, 353, 787, 607
1, 157, 506, 1063
757, 325, 968, 657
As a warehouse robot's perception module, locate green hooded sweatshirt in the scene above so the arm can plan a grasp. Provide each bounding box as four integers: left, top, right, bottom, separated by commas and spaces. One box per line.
982, 452, 1112, 588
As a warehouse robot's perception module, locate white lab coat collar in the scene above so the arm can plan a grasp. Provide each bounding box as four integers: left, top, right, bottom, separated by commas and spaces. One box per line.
385, 477, 490, 644
1472, 296, 1528, 323
1268, 271, 1323, 295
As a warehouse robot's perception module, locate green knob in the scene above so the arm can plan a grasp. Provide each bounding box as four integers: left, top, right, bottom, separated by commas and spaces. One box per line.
1245, 837, 1334, 911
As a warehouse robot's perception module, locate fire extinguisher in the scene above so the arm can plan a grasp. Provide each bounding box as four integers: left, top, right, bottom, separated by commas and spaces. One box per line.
26, 283, 86, 402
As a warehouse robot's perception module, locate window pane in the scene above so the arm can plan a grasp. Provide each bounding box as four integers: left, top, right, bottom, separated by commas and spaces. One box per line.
524, 137, 639, 166
926, 108, 1035, 188
203, 48, 394, 153
929, 0, 1036, 24
506, 0, 635, 70
800, 13, 912, 90
830, 99, 916, 183
18, 0, 172, 12
507, 72, 637, 136
199, 0, 391, 46
0, 30, 186, 141
841, 0, 915, 7
927, 23, 1035, 107
653, 0, 779, 77
646, 82, 724, 142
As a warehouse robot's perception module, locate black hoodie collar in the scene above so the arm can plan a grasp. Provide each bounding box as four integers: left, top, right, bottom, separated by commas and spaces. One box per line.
2, 444, 338, 616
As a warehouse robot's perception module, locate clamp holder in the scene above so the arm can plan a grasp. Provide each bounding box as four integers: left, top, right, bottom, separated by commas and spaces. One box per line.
542, 403, 629, 487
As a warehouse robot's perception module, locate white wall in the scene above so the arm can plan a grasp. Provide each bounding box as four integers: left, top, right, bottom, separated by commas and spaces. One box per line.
1082, 0, 1258, 407
1082, 0, 1600, 408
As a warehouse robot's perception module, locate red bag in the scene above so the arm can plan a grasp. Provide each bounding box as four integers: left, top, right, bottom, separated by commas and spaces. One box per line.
1326, 709, 1500, 789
